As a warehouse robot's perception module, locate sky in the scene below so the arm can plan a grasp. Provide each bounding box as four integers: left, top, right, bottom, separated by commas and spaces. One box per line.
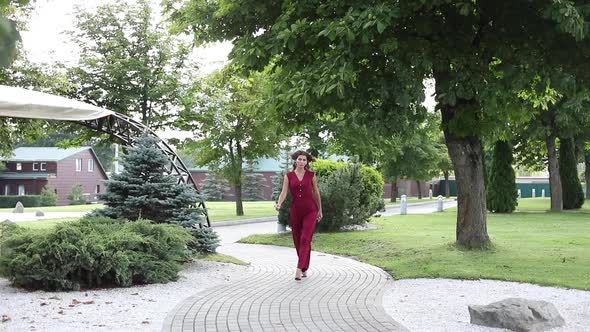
17, 0, 436, 141
19, 0, 232, 73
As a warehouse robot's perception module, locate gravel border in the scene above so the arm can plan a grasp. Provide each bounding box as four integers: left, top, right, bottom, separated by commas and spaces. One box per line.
0, 260, 249, 332
382, 278, 590, 332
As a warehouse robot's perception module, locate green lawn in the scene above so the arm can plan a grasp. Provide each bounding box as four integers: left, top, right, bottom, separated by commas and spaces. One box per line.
241, 198, 590, 290
0, 204, 103, 213
205, 201, 276, 222
9, 201, 277, 229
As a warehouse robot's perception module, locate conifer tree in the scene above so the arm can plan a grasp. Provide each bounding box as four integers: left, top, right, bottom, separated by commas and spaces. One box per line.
559, 137, 585, 210
486, 140, 518, 213
243, 164, 267, 201
201, 173, 230, 201
96, 133, 205, 224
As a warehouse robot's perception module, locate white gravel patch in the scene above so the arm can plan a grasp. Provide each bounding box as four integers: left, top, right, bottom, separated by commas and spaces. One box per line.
383, 278, 590, 332
0, 260, 249, 332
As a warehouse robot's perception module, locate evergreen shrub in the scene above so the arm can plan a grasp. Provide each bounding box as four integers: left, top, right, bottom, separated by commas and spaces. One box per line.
0, 216, 192, 291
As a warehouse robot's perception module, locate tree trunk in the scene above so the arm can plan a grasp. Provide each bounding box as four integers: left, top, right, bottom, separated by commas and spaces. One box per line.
416, 180, 422, 199
390, 178, 398, 202
235, 183, 244, 216
585, 151, 590, 200
235, 141, 244, 216
545, 133, 563, 211
444, 171, 450, 198
441, 107, 490, 248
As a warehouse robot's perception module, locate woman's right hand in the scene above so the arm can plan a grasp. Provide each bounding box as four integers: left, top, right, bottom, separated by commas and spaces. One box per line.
275, 203, 281, 211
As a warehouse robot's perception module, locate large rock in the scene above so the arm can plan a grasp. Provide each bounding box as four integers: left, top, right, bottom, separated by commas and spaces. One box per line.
13, 201, 24, 214
469, 298, 565, 332
35, 210, 45, 217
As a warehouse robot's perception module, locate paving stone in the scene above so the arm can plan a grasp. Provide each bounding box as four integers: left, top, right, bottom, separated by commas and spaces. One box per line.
162, 225, 408, 332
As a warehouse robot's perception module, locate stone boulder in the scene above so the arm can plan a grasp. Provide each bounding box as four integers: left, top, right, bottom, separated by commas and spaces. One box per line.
469, 298, 565, 332
13, 202, 24, 214
35, 210, 45, 217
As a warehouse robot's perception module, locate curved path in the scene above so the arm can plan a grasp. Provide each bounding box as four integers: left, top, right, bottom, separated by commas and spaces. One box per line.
162, 242, 407, 332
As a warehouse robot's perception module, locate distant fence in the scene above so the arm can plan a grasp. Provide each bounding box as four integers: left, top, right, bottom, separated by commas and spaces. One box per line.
436, 180, 552, 198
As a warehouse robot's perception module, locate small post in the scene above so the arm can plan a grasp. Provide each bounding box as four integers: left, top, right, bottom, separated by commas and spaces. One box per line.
518, 189, 521, 199
428, 189, 433, 199
532, 188, 536, 198
400, 195, 407, 215
542, 189, 545, 198
437, 195, 443, 212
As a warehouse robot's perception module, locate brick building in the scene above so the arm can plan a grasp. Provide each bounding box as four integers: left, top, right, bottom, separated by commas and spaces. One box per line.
0, 147, 108, 205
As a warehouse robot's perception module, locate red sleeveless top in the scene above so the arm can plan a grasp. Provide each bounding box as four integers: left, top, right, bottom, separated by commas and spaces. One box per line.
287, 170, 317, 209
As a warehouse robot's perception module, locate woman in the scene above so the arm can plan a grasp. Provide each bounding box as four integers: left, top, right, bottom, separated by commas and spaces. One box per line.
275, 150, 323, 281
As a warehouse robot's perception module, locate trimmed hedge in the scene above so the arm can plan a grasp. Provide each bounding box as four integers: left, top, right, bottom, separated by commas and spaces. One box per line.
0, 195, 41, 208
0, 216, 193, 291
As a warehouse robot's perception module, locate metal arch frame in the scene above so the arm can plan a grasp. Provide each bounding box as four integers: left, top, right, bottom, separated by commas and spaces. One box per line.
74, 112, 211, 228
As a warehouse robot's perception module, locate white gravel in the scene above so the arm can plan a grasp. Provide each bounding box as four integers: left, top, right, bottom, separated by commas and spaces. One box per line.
0, 260, 249, 332
383, 278, 590, 332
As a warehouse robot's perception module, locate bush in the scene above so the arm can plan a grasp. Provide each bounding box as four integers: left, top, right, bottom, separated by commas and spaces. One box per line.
40, 186, 57, 207
277, 162, 384, 229
67, 184, 87, 205
0, 216, 193, 291
188, 227, 220, 254
359, 165, 385, 215
312, 159, 348, 177
317, 164, 370, 232
0, 195, 40, 208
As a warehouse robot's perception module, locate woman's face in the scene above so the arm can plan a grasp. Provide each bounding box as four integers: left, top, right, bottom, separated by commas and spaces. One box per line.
296, 155, 308, 168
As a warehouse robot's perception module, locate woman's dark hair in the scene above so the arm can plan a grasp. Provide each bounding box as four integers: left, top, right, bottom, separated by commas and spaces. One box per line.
291, 150, 316, 170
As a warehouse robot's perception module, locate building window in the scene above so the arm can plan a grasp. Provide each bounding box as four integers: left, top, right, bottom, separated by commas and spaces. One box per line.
95, 185, 100, 194
40, 162, 47, 171
76, 158, 82, 172
33, 163, 39, 171
4, 184, 9, 195
16, 163, 22, 171
88, 159, 94, 172
18, 185, 25, 196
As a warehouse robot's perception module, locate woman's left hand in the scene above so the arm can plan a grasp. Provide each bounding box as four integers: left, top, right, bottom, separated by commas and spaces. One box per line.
317, 211, 323, 222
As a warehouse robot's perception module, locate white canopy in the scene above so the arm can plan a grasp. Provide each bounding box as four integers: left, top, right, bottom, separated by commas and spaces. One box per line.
0, 85, 114, 121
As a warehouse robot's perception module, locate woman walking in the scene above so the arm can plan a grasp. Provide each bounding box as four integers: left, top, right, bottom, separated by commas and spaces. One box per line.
275, 150, 323, 280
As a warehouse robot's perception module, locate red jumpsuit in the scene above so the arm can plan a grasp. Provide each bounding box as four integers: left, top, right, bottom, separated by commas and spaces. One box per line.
288, 170, 319, 272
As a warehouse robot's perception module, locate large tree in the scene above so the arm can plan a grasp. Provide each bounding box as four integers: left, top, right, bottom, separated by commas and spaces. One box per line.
67, 0, 191, 128
168, 1, 590, 248
177, 65, 285, 216
0, 0, 34, 67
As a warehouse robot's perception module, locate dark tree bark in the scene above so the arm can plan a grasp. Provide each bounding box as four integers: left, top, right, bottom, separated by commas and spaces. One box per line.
390, 177, 398, 202
441, 105, 490, 248
416, 180, 422, 199
545, 133, 563, 212
585, 151, 590, 200
235, 142, 244, 216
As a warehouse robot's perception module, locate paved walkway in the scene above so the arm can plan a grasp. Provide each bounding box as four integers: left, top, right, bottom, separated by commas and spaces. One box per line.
161, 206, 430, 332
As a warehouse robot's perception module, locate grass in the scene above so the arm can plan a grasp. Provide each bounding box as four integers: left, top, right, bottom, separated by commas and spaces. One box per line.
2, 201, 277, 224
0, 204, 103, 213
205, 201, 276, 222
240, 198, 590, 290
195, 253, 249, 265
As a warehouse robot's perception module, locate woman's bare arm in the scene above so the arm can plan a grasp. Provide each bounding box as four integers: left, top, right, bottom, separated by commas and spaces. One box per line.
275, 174, 289, 210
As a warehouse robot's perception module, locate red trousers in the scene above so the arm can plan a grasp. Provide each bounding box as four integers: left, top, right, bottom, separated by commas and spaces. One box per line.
290, 203, 318, 272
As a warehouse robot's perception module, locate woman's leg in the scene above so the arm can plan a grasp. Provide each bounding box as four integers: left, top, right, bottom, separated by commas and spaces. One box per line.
297, 210, 318, 272
290, 208, 302, 257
